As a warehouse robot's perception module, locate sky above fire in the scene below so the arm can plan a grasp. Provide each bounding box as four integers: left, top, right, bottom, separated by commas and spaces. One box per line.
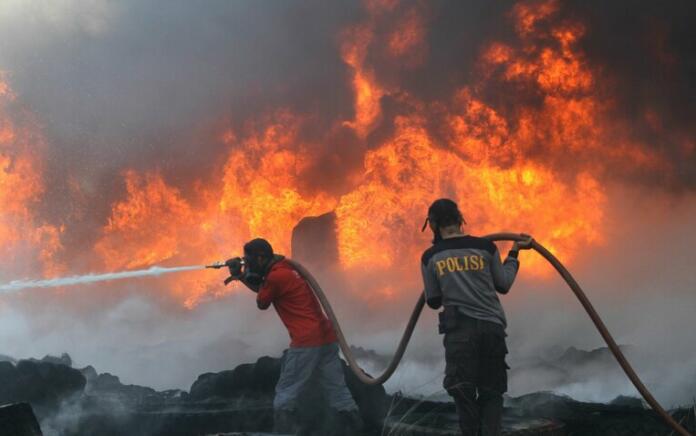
0, 0, 694, 399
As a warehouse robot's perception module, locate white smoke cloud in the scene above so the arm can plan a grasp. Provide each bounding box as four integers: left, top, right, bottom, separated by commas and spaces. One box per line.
0, 289, 290, 390
0, 0, 118, 37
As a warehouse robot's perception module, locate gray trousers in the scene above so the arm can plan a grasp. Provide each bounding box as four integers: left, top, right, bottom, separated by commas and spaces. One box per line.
274, 342, 358, 412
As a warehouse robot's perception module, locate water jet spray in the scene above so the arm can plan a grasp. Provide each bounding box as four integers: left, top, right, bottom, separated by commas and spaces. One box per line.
0, 259, 252, 294
0, 265, 206, 294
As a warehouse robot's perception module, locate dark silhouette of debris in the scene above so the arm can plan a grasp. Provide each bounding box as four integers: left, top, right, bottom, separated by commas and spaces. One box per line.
0, 403, 43, 436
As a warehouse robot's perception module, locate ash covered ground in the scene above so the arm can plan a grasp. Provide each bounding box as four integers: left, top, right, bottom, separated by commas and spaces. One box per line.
0, 347, 694, 436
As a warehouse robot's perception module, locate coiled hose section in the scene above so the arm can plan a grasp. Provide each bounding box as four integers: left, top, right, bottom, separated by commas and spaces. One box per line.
287, 232, 692, 436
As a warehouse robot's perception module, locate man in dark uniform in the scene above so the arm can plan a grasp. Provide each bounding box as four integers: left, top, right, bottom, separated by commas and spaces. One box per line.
226, 238, 362, 436
420, 199, 532, 436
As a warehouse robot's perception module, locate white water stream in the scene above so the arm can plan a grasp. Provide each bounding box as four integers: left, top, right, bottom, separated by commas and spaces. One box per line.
0, 265, 205, 293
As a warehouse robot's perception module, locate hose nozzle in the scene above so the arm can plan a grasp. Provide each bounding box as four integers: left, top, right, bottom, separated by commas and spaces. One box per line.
206, 261, 226, 269
206, 258, 246, 269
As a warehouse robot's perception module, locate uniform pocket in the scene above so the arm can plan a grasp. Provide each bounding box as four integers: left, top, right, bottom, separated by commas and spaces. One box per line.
443, 327, 478, 392
480, 329, 507, 357
479, 333, 509, 393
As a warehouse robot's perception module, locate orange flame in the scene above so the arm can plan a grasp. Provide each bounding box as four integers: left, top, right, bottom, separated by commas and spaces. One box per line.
0, 76, 63, 278
93, 112, 336, 307
85, 0, 673, 306
334, 115, 605, 275
341, 23, 384, 138
219, 112, 336, 253
95, 170, 199, 270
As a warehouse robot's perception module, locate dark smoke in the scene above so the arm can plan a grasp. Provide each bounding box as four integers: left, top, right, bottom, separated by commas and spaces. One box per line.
561, 0, 696, 189
358, 0, 696, 189
1, 0, 366, 254
0, 1, 693, 246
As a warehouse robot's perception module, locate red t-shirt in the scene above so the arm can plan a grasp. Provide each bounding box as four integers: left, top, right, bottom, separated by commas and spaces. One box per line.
257, 259, 337, 348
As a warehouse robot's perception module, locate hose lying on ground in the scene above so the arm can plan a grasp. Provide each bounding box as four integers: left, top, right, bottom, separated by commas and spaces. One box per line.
287, 232, 693, 436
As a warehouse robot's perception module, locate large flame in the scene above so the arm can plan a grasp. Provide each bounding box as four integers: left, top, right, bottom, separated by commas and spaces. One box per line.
89, 0, 666, 306
95, 170, 201, 270
333, 0, 613, 276
0, 76, 63, 278
93, 169, 225, 306
218, 112, 336, 253
334, 115, 605, 274
93, 112, 337, 307
2, 1, 679, 307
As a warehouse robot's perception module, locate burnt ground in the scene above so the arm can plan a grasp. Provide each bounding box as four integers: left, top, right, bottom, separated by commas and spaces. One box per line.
0, 352, 694, 436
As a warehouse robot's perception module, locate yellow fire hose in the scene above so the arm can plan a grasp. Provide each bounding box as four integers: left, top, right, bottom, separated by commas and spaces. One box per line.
287, 232, 692, 436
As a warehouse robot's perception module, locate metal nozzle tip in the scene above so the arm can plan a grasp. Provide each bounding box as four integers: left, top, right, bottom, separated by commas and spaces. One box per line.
206, 261, 225, 269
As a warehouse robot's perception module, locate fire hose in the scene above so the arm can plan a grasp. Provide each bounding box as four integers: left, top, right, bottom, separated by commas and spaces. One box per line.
287, 233, 692, 436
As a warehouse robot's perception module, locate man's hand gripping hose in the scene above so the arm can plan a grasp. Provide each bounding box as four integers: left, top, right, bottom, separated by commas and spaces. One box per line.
286, 233, 692, 436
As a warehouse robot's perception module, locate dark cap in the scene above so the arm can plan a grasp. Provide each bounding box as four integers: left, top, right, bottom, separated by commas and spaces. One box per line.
422, 198, 465, 231
243, 238, 274, 257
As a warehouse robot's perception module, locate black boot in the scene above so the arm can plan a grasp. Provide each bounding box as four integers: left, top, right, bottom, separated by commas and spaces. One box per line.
338, 409, 364, 436
477, 388, 503, 436
273, 408, 297, 434
452, 392, 480, 436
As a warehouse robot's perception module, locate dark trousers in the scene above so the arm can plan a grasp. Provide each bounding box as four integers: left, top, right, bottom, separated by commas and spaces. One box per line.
442, 313, 508, 436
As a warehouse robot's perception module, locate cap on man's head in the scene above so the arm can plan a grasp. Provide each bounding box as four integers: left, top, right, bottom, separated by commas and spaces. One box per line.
424, 198, 465, 230
243, 238, 274, 257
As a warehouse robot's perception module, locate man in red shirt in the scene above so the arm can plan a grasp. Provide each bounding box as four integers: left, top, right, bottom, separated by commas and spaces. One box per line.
228, 238, 361, 435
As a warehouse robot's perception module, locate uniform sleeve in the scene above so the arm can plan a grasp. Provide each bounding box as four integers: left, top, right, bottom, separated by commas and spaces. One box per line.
421, 259, 442, 309
490, 247, 519, 294
256, 274, 277, 310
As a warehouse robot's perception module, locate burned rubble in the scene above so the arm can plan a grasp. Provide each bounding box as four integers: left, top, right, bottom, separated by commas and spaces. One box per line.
0, 351, 693, 436
0, 403, 42, 436
0, 356, 85, 416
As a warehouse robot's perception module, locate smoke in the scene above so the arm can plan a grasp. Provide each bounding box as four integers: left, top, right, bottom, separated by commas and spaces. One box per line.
0, 290, 290, 391
563, 0, 696, 188
508, 185, 696, 406
38, 395, 95, 436
0, 0, 362, 188
0, 0, 690, 215
0, 0, 694, 409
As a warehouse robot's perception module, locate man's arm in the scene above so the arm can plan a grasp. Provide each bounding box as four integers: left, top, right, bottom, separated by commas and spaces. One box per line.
240, 277, 261, 293
421, 260, 443, 309
256, 274, 276, 310
490, 247, 519, 294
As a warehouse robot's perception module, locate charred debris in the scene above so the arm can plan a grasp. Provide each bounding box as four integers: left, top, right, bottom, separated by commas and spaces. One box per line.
0, 349, 693, 436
